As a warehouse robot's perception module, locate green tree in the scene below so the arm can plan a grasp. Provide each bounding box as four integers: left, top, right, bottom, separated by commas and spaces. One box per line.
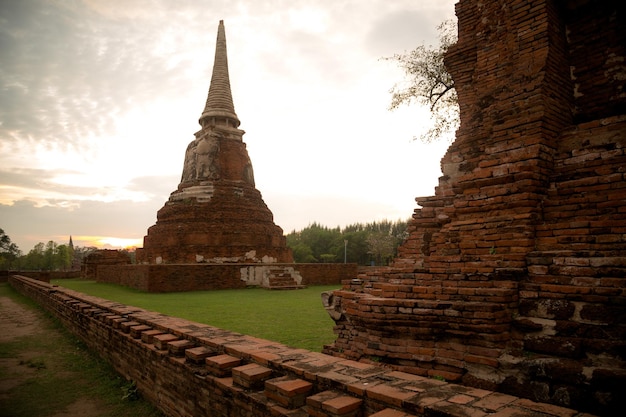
43, 241, 57, 270
386, 19, 458, 143
342, 230, 370, 265
289, 242, 316, 263
367, 232, 396, 266
56, 244, 72, 270
0, 228, 22, 269
17, 240, 80, 271
285, 219, 410, 265
23, 242, 45, 270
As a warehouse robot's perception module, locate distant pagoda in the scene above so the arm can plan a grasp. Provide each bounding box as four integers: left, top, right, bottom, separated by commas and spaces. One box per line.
136, 20, 293, 264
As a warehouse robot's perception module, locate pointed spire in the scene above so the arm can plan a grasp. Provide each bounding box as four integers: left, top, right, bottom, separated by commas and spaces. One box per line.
200, 20, 240, 128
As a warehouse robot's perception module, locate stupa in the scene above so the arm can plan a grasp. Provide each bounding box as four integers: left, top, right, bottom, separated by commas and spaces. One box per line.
136, 20, 292, 265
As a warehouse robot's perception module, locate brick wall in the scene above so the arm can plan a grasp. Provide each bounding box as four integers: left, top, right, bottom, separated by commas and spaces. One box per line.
322, 1, 625, 415
8, 274, 591, 417
1, 270, 81, 283
95, 263, 358, 292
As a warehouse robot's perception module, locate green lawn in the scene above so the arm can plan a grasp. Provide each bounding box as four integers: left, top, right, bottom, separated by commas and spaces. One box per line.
52, 280, 341, 352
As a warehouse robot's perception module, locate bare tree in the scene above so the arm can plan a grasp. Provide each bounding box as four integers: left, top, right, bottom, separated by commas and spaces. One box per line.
385, 20, 458, 143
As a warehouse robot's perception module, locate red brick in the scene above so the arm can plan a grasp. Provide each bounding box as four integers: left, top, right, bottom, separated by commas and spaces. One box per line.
206, 354, 241, 377
152, 333, 178, 350
184, 346, 213, 363
232, 363, 272, 389
369, 409, 416, 417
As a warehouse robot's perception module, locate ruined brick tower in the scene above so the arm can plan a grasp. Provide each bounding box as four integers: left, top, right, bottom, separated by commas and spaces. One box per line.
323, 0, 625, 414
136, 21, 292, 264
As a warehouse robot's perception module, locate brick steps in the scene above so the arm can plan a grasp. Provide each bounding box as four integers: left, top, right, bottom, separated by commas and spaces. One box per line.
264, 266, 307, 290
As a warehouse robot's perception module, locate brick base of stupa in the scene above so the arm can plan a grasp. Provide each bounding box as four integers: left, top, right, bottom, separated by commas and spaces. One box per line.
136, 180, 292, 264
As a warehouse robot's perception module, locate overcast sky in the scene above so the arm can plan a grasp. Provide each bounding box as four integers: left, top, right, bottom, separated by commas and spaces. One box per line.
0, 0, 457, 252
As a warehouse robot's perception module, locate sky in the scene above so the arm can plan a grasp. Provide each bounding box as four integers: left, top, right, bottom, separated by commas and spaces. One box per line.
0, 0, 457, 252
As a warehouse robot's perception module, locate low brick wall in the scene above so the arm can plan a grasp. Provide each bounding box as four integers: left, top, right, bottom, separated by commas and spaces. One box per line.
1, 270, 81, 283
8, 274, 591, 417
96, 263, 357, 292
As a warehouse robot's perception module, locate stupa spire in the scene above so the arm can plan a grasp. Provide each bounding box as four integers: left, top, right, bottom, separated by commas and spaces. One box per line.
200, 20, 240, 128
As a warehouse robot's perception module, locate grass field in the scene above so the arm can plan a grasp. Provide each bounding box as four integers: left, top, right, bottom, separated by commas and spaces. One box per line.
52, 280, 341, 352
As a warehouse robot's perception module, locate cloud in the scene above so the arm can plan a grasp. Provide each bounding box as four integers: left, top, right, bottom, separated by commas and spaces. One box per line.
0, 0, 208, 152
366, 9, 448, 57
0, 198, 161, 251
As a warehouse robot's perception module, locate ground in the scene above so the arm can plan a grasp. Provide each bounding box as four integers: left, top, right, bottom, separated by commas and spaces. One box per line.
0, 286, 162, 417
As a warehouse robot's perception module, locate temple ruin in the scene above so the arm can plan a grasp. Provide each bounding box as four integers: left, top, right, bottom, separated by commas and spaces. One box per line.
136, 20, 292, 266
323, 0, 625, 415
93, 20, 357, 292
7, 3, 624, 415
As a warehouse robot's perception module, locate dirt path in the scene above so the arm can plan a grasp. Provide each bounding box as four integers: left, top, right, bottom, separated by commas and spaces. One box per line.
0, 288, 162, 417
0, 295, 107, 417
0, 297, 44, 342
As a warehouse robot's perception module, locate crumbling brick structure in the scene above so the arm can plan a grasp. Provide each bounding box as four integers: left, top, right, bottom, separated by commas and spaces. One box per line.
136, 20, 292, 265
323, 0, 625, 414
81, 249, 131, 280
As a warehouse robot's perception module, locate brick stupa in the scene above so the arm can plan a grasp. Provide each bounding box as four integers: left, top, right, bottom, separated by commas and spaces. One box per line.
136, 21, 292, 264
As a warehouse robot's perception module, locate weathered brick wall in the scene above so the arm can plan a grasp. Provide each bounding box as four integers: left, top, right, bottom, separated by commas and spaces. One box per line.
565, 2, 626, 122
15, 270, 81, 280
82, 249, 131, 279
96, 263, 358, 292
298, 264, 360, 286
323, 1, 625, 415
8, 274, 592, 417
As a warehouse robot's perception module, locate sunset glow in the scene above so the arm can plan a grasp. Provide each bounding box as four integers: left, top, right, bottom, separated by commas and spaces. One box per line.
74, 236, 143, 250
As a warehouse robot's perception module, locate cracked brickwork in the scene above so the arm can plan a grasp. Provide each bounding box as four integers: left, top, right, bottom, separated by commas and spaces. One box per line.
323, 1, 625, 415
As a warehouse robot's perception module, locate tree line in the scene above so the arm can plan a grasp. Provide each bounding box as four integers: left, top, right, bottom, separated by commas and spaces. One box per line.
1, 218, 411, 270
286, 219, 409, 265
0, 228, 97, 271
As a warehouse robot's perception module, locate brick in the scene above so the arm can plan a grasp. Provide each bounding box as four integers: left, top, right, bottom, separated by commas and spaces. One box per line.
110, 317, 127, 329
473, 393, 518, 411
465, 355, 499, 367
119, 321, 140, 333
369, 409, 417, 417
265, 376, 312, 408
365, 383, 417, 407
323, 395, 362, 414
512, 398, 578, 417
185, 346, 214, 364
129, 324, 152, 339
427, 401, 488, 417
152, 333, 179, 350
489, 407, 539, 417
205, 354, 241, 377
448, 394, 475, 404
232, 363, 272, 389
140, 329, 164, 344
307, 390, 341, 410
167, 339, 195, 356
